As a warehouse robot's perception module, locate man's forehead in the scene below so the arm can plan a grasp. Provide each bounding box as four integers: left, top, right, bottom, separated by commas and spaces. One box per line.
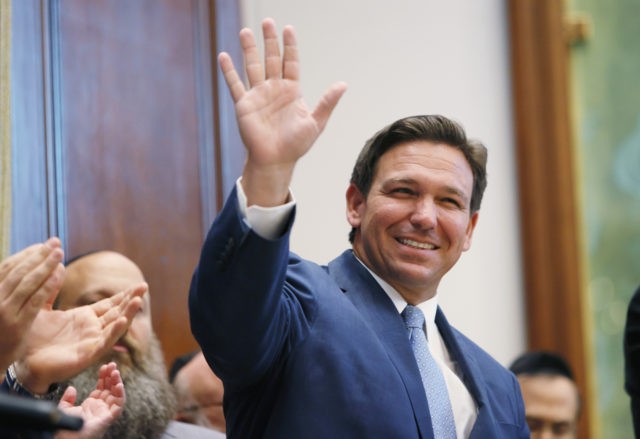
519, 375, 579, 413
60, 285, 151, 307
59, 251, 146, 305
377, 142, 473, 182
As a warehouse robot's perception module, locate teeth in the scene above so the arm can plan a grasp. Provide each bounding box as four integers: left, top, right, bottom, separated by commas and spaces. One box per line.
398, 238, 435, 250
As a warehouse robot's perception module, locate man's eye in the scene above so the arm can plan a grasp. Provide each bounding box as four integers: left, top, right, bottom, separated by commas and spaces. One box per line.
526, 418, 544, 432
442, 197, 461, 207
552, 423, 573, 434
391, 187, 414, 195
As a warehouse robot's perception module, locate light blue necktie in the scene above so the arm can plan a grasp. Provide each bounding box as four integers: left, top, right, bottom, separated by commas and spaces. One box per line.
402, 305, 457, 439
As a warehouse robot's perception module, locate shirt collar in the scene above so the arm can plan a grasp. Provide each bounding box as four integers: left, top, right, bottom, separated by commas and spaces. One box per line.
353, 254, 439, 326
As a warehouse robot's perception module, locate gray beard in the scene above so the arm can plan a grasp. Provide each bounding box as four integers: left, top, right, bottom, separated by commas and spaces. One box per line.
60, 334, 177, 439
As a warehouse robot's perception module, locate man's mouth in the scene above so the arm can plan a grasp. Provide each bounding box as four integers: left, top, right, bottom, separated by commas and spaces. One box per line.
397, 238, 436, 250
113, 343, 129, 353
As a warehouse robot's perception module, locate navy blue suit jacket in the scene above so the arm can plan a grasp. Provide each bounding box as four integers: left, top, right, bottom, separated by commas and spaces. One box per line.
189, 188, 528, 438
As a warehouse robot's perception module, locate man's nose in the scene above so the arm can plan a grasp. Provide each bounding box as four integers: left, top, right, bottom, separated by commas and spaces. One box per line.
409, 197, 437, 229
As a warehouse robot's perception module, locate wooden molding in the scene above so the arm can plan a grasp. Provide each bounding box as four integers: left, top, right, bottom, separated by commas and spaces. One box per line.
508, 0, 593, 437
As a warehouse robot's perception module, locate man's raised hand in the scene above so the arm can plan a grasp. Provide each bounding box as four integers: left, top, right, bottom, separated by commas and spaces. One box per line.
219, 18, 346, 207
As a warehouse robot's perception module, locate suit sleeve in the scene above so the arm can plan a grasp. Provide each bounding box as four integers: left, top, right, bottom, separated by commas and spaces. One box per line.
511, 371, 531, 438
188, 187, 303, 390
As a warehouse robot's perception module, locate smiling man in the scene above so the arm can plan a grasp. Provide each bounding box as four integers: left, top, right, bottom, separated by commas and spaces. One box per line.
189, 18, 528, 439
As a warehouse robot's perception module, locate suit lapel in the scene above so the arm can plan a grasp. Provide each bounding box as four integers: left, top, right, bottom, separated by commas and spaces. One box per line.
328, 251, 434, 439
435, 309, 497, 437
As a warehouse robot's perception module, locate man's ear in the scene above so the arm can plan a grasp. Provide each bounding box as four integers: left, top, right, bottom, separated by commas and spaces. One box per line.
346, 183, 365, 228
462, 211, 480, 252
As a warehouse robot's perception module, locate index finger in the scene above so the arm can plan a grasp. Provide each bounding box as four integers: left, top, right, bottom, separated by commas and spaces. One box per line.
219, 52, 246, 103
92, 283, 147, 320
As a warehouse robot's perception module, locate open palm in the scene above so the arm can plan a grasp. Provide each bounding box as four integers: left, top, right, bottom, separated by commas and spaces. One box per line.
15, 284, 146, 393
56, 362, 125, 439
218, 18, 346, 206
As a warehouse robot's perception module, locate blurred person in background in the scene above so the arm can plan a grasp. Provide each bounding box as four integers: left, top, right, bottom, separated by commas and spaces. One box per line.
624, 285, 640, 438
170, 351, 226, 435
509, 351, 580, 439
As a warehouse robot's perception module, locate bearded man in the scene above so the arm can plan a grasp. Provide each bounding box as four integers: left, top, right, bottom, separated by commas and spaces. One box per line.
15, 251, 222, 439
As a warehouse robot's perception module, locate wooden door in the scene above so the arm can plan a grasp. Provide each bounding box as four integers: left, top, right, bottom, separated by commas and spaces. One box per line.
10, 0, 244, 367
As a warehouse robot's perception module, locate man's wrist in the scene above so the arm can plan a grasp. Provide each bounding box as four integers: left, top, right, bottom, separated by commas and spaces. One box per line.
5, 363, 61, 400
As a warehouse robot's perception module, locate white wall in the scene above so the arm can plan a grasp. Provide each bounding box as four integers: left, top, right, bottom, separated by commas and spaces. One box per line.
237, 0, 525, 365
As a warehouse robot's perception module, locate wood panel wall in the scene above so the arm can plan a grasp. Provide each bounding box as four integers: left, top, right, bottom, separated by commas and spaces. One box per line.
508, 1, 593, 437
11, 0, 244, 368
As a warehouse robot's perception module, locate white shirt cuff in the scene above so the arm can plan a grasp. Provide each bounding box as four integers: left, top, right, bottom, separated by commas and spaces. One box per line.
235, 178, 295, 239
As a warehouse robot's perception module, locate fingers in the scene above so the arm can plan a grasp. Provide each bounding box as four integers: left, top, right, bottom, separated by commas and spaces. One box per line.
240, 26, 264, 88
92, 282, 146, 319
102, 362, 125, 416
21, 248, 65, 308
106, 366, 124, 399
312, 82, 348, 132
1, 238, 62, 304
84, 317, 129, 366
96, 362, 109, 391
0, 237, 59, 278
110, 283, 146, 325
15, 245, 64, 311
222, 17, 299, 100
110, 381, 125, 416
84, 284, 145, 360
42, 263, 66, 310
219, 52, 245, 103
263, 18, 282, 80
123, 283, 148, 308
0, 242, 40, 280
0, 239, 65, 335
58, 386, 78, 409
97, 362, 119, 391
282, 25, 299, 81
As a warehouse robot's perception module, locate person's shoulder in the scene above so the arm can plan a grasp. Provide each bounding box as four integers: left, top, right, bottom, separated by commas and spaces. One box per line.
631, 286, 640, 305
162, 421, 226, 439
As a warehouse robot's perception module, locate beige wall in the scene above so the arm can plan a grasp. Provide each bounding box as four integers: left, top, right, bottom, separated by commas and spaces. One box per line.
238, 0, 525, 365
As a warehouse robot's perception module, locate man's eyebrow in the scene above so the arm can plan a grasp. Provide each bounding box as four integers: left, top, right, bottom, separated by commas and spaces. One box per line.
380, 178, 418, 190
385, 177, 417, 185
442, 185, 469, 201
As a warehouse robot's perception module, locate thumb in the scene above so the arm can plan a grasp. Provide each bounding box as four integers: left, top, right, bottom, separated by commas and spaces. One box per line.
58, 386, 78, 409
312, 81, 347, 133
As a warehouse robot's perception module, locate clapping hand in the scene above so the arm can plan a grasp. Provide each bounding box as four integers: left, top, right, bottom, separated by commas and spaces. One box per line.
14, 283, 146, 394
0, 238, 64, 371
56, 362, 124, 439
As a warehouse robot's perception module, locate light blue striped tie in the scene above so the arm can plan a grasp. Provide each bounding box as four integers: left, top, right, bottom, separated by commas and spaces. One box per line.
402, 305, 457, 439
